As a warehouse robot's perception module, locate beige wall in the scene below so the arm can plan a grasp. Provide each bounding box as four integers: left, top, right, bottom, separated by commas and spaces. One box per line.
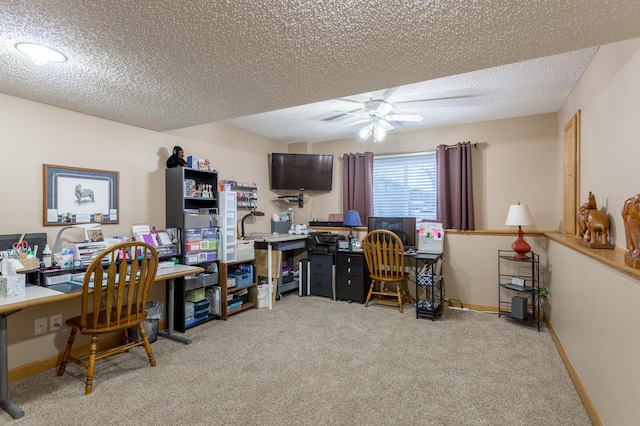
558, 37, 640, 247
313, 113, 558, 230
552, 37, 640, 425
172, 112, 559, 231
3, 35, 640, 423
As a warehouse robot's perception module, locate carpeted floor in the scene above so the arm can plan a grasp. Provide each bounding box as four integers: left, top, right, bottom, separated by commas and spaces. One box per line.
9, 295, 590, 425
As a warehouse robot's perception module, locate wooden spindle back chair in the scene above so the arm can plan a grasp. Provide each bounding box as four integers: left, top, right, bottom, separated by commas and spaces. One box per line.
57, 241, 159, 394
362, 230, 411, 313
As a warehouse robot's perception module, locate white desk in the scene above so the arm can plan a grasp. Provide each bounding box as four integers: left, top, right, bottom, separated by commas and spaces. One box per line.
0, 264, 202, 420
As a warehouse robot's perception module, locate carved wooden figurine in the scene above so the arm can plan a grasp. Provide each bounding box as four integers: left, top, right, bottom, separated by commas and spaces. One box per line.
622, 193, 640, 268
576, 192, 613, 249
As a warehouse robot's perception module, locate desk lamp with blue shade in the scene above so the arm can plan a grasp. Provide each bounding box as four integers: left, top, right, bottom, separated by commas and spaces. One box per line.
343, 210, 362, 240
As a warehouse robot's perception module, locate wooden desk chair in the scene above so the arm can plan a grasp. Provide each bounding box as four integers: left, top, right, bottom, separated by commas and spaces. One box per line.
363, 230, 411, 313
57, 242, 159, 395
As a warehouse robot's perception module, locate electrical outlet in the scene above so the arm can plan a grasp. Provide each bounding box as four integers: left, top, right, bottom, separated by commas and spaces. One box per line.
50, 314, 62, 331
34, 318, 47, 336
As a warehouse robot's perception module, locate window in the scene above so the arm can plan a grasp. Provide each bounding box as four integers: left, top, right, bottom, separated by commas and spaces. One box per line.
372, 152, 437, 221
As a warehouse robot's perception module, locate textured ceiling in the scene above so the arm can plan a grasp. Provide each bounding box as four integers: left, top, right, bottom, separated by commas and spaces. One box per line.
1, 1, 640, 143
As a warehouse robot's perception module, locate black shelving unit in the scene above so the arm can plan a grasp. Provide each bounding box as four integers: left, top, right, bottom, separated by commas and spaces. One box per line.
165, 167, 220, 332
498, 250, 541, 331
414, 253, 444, 320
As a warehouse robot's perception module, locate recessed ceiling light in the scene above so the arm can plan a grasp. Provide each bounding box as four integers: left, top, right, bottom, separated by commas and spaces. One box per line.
15, 42, 66, 65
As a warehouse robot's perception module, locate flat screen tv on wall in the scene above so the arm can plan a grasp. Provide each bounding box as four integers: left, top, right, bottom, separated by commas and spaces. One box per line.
270, 153, 334, 191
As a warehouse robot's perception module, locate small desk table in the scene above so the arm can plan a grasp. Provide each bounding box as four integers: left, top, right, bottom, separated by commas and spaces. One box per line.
412, 253, 444, 320
249, 234, 308, 308
0, 264, 202, 420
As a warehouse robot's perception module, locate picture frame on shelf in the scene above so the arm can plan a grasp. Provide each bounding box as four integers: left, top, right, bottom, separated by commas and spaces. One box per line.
86, 228, 104, 242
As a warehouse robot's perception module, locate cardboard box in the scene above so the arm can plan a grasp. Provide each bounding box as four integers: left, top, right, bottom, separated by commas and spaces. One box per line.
0, 274, 26, 298
254, 249, 282, 279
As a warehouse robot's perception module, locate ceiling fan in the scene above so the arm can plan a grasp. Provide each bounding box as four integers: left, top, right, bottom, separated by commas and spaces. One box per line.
338, 99, 423, 142
323, 90, 475, 142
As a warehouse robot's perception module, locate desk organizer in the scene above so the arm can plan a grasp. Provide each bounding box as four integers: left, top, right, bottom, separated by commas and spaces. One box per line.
17, 258, 38, 271
44, 274, 72, 285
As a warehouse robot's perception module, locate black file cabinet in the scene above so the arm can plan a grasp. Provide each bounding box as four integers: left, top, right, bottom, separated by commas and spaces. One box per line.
335, 251, 370, 303
310, 253, 333, 298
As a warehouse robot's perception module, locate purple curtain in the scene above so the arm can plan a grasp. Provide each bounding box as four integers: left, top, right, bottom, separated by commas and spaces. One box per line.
342, 152, 373, 222
436, 142, 475, 230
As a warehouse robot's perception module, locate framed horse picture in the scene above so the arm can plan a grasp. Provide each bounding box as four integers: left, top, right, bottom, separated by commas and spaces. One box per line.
43, 164, 119, 226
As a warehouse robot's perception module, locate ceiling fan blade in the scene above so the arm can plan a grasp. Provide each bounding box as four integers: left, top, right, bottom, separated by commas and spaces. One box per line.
343, 111, 369, 118
379, 87, 397, 100
386, 114, 424, 122
343, 118, 370, 127
335, 97, 365, 104
393, 95, 475, 105
322, 108, 362, 121
375, 101, 394, 116
379, 119, 394, 131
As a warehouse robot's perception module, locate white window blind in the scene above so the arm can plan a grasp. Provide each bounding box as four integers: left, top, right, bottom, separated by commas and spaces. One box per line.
372, 152, 437, 221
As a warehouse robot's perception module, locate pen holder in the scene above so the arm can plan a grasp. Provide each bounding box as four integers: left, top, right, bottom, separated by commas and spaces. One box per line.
16, 257, 39, 271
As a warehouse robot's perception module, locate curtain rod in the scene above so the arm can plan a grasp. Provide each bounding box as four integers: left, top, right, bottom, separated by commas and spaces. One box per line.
340, 150, 427, 158
445, 142, 478, 150
339, 142, 478, 158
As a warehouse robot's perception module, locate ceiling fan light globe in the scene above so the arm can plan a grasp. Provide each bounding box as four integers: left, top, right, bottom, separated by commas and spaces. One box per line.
373, 124, 387, 142
359, 124, 373, 140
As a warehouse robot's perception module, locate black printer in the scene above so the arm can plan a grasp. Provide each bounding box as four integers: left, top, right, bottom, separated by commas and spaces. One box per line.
307, 232, 346, 255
